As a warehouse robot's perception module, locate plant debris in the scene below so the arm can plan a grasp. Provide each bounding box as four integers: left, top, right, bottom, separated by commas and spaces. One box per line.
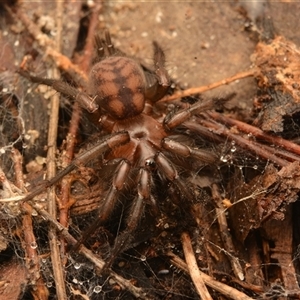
1, 2, 300, 299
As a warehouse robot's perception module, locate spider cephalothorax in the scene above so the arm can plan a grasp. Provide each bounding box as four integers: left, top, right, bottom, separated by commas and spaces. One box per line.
21, 31, 220, 268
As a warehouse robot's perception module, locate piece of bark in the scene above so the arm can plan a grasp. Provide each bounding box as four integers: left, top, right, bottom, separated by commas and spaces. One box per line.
252, 36, 300, 135
0, 259, 27, 300
229, 162, 300, 242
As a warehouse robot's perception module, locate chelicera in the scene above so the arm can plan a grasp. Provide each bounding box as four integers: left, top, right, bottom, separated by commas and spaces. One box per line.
20, 31, 220, 268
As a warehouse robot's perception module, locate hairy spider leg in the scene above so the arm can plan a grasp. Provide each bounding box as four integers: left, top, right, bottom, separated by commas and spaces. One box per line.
104, 167, 151, 269
154, 152, 194, 201
94, 30, 115, 59
73, 159, 131, 250
144, 98, 228, 214
145, 98, 221, 168
159, 96, 234, 164
162, 138, 217, 164
18, 70, 98, 113
163, 98, 217, 130
105, 30, 115, 56
145, 41, 170, 103
21, 132, 130, 202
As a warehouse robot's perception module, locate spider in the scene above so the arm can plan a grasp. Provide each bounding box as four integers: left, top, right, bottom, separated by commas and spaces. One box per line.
20, 31, 222, 269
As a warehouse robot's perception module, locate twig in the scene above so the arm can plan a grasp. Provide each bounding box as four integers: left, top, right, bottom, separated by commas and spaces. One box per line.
208, 111, 300, 159
211, 183, 244, 281
11, 149, 49, 299
58, 101, 81, 259
184, 116, 299, 166
159, 68, 257, 102
0, 156, 49, 299
167, 251, 255, 300
198, 117, 289, 167
45, 2, 67, 299
181, 232, 213, 300
75, 2, 103, 72
0, 166, 21, 198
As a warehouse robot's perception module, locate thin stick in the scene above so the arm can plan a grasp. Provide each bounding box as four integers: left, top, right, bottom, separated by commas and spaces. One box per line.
181, 232, 213, 300
199, 118, 289, 167
46, 2, 67, 299
76, 2, 103, 73
11, 149, 49, 299
159, 69, 257, 102
208, 111, 300, 158
168, 251, 255, 300
211, 183, 244, 281
58, 102, 81, 257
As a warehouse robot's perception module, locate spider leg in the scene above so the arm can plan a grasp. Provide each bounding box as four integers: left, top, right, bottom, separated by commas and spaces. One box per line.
104, 30, 115, 55
162, 138, 217, 164
164, 98, 216, 130
104, 168, 151, 269
21, 132, 130, 202
94, 34, 105, 58
153, 41, 170, 88
73, 159, 131, 250
164, 93, 235, 130
94, 30, 115, 59
154, 152, 193, 201
18, 70, 98, 113
145, 41, 170, 102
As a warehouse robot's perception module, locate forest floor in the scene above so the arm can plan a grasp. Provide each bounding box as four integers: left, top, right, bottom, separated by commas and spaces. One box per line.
1, 1, 300, 300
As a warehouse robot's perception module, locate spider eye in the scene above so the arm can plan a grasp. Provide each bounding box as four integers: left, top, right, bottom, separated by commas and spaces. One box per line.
145, 157, 155, 167
89, 57, 146, 119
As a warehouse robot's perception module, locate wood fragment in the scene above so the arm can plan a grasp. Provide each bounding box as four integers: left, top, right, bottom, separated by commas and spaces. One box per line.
181, 232, 213, 300
168, 251, 255, 300
252, 36, 300, 133
45, 2, 67, 299
211, 184, 244, 281
0, 259, 27, 300
262, 207, 300, 294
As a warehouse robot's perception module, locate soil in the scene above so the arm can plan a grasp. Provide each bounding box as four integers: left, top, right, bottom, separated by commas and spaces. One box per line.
1, 1, 300, 300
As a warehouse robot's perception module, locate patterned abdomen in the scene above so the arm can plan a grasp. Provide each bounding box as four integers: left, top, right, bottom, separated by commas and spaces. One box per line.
89, 56, 146, 119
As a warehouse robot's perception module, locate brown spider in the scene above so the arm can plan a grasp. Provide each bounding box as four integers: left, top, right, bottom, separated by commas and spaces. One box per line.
20, 31, 220, 268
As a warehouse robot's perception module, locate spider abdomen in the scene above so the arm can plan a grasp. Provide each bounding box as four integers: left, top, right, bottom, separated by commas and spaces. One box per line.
89, 56, 146, 119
